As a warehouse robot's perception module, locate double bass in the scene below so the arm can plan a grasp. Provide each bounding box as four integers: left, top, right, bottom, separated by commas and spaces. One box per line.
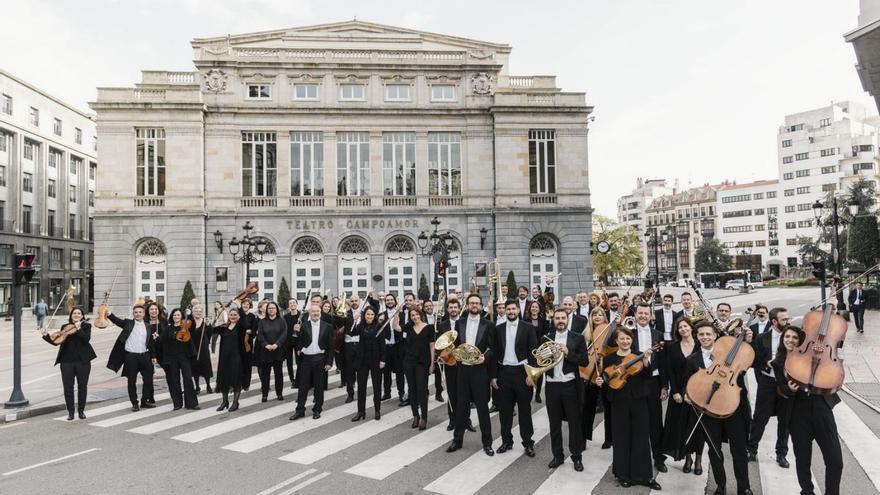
685, 319, 754, 418
784, 304, 847, 395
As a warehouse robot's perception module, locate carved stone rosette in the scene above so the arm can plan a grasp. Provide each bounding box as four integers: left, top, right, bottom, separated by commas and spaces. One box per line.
203, 69, 228, 93
471, 72, 494, 95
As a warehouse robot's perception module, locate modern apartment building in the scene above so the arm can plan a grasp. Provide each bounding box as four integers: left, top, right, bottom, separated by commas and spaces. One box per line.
715, 180, 781, 277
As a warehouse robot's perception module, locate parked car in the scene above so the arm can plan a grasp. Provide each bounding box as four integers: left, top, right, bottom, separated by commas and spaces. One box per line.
726, 280, 755, 291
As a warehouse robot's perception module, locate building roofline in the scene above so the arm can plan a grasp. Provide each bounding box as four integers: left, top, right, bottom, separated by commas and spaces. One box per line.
718, 179, 779, 191
845, 17, 880, 42
0, 68, 95, 120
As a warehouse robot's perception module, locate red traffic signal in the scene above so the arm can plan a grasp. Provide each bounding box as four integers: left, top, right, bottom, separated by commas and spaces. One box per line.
13, 253, 37, 286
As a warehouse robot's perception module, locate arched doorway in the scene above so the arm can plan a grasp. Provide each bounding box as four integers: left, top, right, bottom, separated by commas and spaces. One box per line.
291, 237, 324, 305
339, 236, 370, 299
136, 238, 167, 305
530, 234, 559, 295
384, 236, 416, 299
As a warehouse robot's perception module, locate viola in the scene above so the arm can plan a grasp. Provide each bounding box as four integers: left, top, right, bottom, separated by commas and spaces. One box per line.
48, 322, 79, 345
785, 304, 847, 395
600, 295, 631, 358
580, 321, 611, 381
602, 342, 664, 390
175, 319, 192, 343
685, 326, 755, 418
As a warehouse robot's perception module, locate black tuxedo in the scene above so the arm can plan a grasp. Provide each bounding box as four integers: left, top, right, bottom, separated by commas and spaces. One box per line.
438, 318, 462, 424
653, 308, 682, 340
452, 316, 495, 447
516, 298, 531, 320
379, 307, 407, 399
543, 329, 589, 460
106, 314, 156, 374
295, 319, 335, 414
568, 313, 587, 335
43, 322, 96, 414
283, 312, 301, 388
849, 288, 866, 330
492, 319, 538, 448
106, 314, 157, 407
749, 320, 771, 336
632, 325, 666, 465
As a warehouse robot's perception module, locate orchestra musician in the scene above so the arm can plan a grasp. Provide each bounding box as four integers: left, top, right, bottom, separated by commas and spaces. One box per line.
162, 308, 199, 410
41, 306, 96, 420
351, 305, 385, 421
581, 307, 609, 445
747, 304, 770, 335
256, 301, 287, 402
214, 306, 247, 412
290, 302, 334, 420
660, 317, 703, 475
283, 298, 301, 389
632, 303, 668, 472
403, 307, 435, 430
239, 298, 256, 391
654, 294, 682, 342
516, 286, 531, 320
143, 301, 165, 405
747, 307, 791, 468
680, 292, 695, 318
423, 299, 445, 403
380, 293, 407, 406
210, 300, 228, 354
525, 300, 550, 403
189, 304, 214, 394
437, 298, 475, 432
106, 304, 157, 412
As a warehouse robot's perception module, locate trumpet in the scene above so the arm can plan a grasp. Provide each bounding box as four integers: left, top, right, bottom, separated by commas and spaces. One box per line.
524, 340, 565, 385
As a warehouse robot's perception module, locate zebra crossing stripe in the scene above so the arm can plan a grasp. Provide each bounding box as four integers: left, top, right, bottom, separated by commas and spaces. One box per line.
835, 400, 880, 491
54, 392, 172, 421
127, 393, 266, 435
346, 410, 500, 480
278, 397, 445, 464
424, 408, 550, 495
533, 420, 611, 495
254, 469, 318, 495
275, 471, 331, 495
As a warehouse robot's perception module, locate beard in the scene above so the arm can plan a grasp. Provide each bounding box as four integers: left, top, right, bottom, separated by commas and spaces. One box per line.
469, 306, 481, 315
506, 314, 517, 322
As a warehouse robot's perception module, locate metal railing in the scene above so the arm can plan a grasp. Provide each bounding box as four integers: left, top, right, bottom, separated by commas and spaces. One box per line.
428, 196, 463, 207
383, 197, 416, 207
530, 194, 558, 205
134, 197, 165, 208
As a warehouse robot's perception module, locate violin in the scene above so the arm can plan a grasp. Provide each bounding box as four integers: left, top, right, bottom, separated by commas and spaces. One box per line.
221, 282, 259, 354
580, 321, 612, 381
48, 322, 79, 345
784, 304, 847, 395
602, 342, 664, 390
93, 269, 120, 329
600, 296, 631, 358
175, 318, 192, 343
685, 324, 755, 418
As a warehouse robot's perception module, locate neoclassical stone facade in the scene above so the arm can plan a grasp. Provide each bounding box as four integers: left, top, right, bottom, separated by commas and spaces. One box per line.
90, 21, 593, 308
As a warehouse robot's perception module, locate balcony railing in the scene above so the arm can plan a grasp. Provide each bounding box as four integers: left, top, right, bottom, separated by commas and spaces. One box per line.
240, 197, 277, 208
0, 220, 14, 232
134, 196, 165, 208
337, 197, 370, 208
429, 196, 463, 207
530, 194, 558, 205
22, 223, 41, 235
49, 227, 64, 238
289, 197, 325, 208
383, 197, 416, 207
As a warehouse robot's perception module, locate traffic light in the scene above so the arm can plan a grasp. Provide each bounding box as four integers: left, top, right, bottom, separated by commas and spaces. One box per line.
436, 258, 448, 277
13, 253, 37, 286
811, 261, 826, 281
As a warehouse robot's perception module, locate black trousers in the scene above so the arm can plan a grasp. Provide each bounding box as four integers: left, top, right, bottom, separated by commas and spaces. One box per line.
453, 364, 492, 447
285, 342, 298, 388
790, 395, 842, 495
404, 361, 430, 419
611, 394, 653, 483
166, 354, 198, 409
748, 375, 790, 456
852, 306, 865, 330
60, 361, 90, 413
444, 364, 460, 424
704, 405, 751, 493
645, 376, 666, 464
601, 385, 613, 445
496, 365, 534, 447
546, 379, 583, 459
534, 375, 544, 400
259, 360, 284, 398
433, 363, 444, 396
296, 354, 327, 413
343, 343, 358, 396
581, 381, 600, 441
124, 351, 154, 406
382, 342, 406, 398
357, 364, 382, 414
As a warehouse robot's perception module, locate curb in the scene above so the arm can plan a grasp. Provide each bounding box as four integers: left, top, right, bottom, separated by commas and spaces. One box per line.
841, 384, 880, 415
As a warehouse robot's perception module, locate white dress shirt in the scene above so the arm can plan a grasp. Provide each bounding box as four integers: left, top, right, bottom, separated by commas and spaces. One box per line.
426, 313, 435, 325
662, 308, 674, 340
702, 348, 714, 368
609, 310, 619, 322
546, 330, 574, 382
756, 319, 769, 334
502, 320, 525, 366
496, 315, 506, 326
125, 320, 148, 353
303, 319, 324, 355
519, 298, 528, 317
385, 309, 397, 345
578, 304, 590, 318
636, 325, 659, 377
344, 314, 360, 343
466, 315, 480, 346
765, 328, 782, 378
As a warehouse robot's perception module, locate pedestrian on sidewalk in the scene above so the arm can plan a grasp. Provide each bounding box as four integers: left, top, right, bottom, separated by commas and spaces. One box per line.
33, 298, 48, 329
40, 306, 96, 420
848, 282, 867, 334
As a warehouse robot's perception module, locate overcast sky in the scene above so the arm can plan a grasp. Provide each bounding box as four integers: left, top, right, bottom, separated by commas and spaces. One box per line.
2, 0, 870, 218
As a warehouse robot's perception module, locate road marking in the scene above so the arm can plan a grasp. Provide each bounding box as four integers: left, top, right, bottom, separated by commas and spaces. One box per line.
276, 471, 331, 495
279, 397, 444, 464
533, 421, 612, 495
128, 393, 266, 435
424, 407, 550, 495
254, 469, 317, 495
745, 373, 802, 494
54, 392, 173, 421
0, 373, 57, 392
346, 410, 499, 480
2, 448, 100, 476
836, 400, 880, 491
0, 421, 26, 429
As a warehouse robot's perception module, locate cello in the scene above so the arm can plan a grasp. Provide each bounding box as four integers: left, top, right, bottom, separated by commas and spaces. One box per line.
685, 318, 754, 418
784, 304, 847, 395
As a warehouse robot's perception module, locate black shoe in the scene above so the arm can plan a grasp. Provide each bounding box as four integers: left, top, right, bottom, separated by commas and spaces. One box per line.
338, 381, 345, 388
289, 411, 305, 421
620, 480, 632, 488
535, 395, 542, 403
229, 402, 239, 412
195, 387, 201, 395
144, 399, 156, 405
277, 395, 284, 401
411, 417, 420, 429
447, 422, 455, 431
77, 410, 86, 420
446, 442, 462, 453
548, 457, 564, 469
312, 412, 321, 419
738, 490, 753, 495
217, 401, 229, 411
375, 411, 381, 420
524, 445, 536, 457
131, 404, 140, 412
67, 412, 75, 421
262, 395, 268, 403
173, 405, 183, 411
747, 452, 757, 462
399, 399, 410, 407
140, 402, 156, 409
346, 394, 354, 404
646, 480, 661, 490
601, 441, 612, 450
351, 412, 365, 422
381, 393, 391, 401
489, 404, 498, 413
776, 455, 789, 468
483, 446, 494, 457
573, 458, 584, 472
466, 423, 476, 432
683, 456, 692, 473
694, 464, 703, 476
419, 419, 427, 430
206, 385, 213, 394
436, 393, 444, 402
186, 405, 201, 410
496, 443, 513, 454
655, 461, 667, 473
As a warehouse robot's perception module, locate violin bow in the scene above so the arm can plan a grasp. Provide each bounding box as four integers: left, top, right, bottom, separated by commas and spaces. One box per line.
43, 283, 76, 331
811, 261, 880, 310
683, 407, 722, 460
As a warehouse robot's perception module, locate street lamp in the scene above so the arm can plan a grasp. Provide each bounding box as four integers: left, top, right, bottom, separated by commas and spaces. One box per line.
417, 216, 456, 298
645, 227, 661, 289
213, 230, 223, 253
226, 221, 268, 285
812, 196, 859, 279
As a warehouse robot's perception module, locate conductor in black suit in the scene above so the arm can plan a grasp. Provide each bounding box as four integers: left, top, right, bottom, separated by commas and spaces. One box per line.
632, 303, 668, 472
290, 303, 335, 420
106, 304, 157, 412
446, 293, 496, 457
491, 300, 538, 456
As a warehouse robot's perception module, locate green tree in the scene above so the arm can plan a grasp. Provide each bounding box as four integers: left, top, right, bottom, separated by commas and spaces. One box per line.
277, 277, 291, 306
592, 214, 643, 285
418, 274, 431, 301
695, 238, 731, 273
848, 215, 880, 269
179, 280, 196, 311
505, 270, 518, 300
796, 235, 830, 267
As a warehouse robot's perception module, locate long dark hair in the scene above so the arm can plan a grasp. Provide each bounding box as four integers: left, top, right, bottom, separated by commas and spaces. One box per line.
526, 300, 544, 322
68, 306, 86, 323
672, 317, 696, 342
775, 326, 804, 362
168, 308, 183, 326
265, 301, 281, 320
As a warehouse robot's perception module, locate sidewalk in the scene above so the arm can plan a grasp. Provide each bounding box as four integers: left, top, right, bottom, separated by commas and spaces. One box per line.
842, 310, 880, 410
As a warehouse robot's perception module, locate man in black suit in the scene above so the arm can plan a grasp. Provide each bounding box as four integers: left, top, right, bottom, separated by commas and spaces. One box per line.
446, 293, 496, 456
542, 308, 589, 471
106, 305, 157, 412
561, 296, 587, 334
290, 303, 334, 420
747, 304, 770, 336
605, 292, 622, 322
491, 300, 538, 456
632, 303, 668, 472
654, 294, 682, 342
379, 293, 407, 404
849, 282, 866, 333
747, 307, 791, 467
515, 286, 531, 320
437, 298, 475, 432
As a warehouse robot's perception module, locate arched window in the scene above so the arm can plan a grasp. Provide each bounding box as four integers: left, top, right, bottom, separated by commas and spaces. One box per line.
136, 238, 167, 305
530, 234, 559, 295
248, 237, 276, 301
292, 237, 323, 305
429, 239, 462, 295
385, 236, 416, 299
339, 236, 370, 298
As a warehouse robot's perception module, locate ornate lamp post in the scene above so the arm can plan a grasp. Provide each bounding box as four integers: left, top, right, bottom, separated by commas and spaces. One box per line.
227, 221, 269, 285
417, 216, 455, 297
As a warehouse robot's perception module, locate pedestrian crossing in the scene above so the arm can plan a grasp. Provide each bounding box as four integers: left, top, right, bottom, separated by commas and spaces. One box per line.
57, 370, 880, 495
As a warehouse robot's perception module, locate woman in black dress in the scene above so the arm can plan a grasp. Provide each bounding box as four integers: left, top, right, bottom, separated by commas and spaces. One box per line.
240, 298, 257, 391
256, 301, 287, 402
41, 307, 97, 420
215, 306, 247, 412
596, 327, 661, 490
661, 317, 703, 474
403, 307, 435, 430
352, 305, 386, 421
189, 304, 214, 394
770, 326, 802, 428
525, 300, 549, 402
162, 308, 199, 410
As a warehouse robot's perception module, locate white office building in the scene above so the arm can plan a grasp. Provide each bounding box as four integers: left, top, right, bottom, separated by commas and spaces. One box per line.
716, 180, 782, 277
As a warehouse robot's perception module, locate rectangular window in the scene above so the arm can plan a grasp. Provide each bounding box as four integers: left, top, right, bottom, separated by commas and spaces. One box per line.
789, 124, 804, 132
50, 248, 63, 270
854, 162, 874, 173
339, 84, 365, 101
797, 220, 812, 228
782, 156, 793, 164
722, 225, 752, 233
136, 128, 166, 196
88, 190, 94, 207
753, 193, 764, 200
74, 128, 82, 145
70, 156, 80, 175
782, 139, 792, 148
0, 244, 12, 267
796, 186, 810, 194
528, 129, 556, 194
795, 152, 809, 161
336, 132, 370, 196
89, 162, 96, 181
428, 132, 462, 196
859, 144, 874, 152
23, 172, 33, 192
0, 134, 5, 152
68, 214, 76, 237
766, 191, 776, 199
722, 194, 751, 203
755, 224, 765, 231
785, 222, 796, 229
71, 250, 82, 270
1, 94, 10, 115
786, 238, 797, 246
784, 189, 794, 197
29, 107, 39, 126
430, 85, 456, 102
23, 142, 34, 160
382, 132, 416, 196
821, 166, 836, 174
293, 84, 318, 100
47, 210, 55, 235
53, 118, 62, 136
721, 209, 752, 218
820, 148, 836, 157
768, 207, 777, 214
0, 165, 5, 187
822, 183, 836, 192
47, 179, 56, 198
22, 206, 32, 233
247, 84, 271, 99
783, 172, 794, 180
69, 185, 76, 203
48, 150, 59, 168
756, 240, 766, 247
754, 208, 765, 215
819, 118, 831, 127
290, 132, 324, 197
92, 136, 97, 152
785, 205, 795, 213
796, 169, 810, 177
797, 203, 812, 212
241, 132, 277, 197
384, 84, 411, 101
